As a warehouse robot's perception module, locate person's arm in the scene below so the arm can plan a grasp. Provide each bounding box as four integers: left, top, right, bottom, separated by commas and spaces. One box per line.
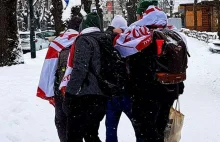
65, 36, 93, 95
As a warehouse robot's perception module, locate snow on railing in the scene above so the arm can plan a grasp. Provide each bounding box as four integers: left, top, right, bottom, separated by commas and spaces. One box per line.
181, 28, 218, 43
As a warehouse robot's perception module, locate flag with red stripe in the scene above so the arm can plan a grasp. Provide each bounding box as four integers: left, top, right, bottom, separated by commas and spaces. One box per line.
37, 29, 79, 100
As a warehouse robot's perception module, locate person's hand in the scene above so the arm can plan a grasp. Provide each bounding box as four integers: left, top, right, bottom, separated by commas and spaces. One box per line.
113, 28, 123, 34
136, 14, 141, 20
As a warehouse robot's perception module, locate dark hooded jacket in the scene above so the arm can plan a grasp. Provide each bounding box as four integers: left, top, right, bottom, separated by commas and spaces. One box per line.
66, 13, 107, 96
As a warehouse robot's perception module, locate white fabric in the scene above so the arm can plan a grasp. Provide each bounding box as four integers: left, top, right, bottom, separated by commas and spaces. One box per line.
114, 25, 152, 57
131, 6, 167, 27
37, 29, 79, 98
111, 15, 128, 30
114, 6, 187, 57
80, 27, 101, 34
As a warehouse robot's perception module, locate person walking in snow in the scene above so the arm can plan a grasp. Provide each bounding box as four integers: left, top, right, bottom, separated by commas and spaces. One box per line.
104, 15, 142, 142
62, 12, 109, 142
127, 6, 186, 142
53, 16, 82, 142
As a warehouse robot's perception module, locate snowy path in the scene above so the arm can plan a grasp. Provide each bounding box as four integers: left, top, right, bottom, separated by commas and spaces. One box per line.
0, 37, 220, 142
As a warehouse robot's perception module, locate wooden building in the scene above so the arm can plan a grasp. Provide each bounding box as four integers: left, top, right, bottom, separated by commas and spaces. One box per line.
179, 1, 218, 32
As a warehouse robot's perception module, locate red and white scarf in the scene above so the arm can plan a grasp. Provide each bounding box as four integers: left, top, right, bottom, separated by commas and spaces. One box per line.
37, 29, 79, 100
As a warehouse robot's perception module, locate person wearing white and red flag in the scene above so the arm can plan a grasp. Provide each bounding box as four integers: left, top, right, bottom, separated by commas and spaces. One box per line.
37, 15, 81, 142
62, 12, 109, 142
122, 5, 186, 142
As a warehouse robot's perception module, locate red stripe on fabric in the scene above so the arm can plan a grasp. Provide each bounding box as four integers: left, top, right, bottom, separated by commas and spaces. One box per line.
36, 87, 47, 100
68, 34, 78, 40
136, 35, 153, 51
113, 34, 120, 46
59, 34, 64, 37
45, 46, 59, 59
145, 8, 155, 14
52, 41, 65, 49
167, 25, 173, 29
68, 42, 75, 67
60, 87, 66, 96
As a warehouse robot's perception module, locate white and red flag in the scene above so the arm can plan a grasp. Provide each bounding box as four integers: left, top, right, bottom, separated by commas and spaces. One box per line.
37, 29, 78, 100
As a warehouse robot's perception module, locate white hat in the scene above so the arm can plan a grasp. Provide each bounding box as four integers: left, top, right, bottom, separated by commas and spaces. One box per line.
110, 15, 128, 30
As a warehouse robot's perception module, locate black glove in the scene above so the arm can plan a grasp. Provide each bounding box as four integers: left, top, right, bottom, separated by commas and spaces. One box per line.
62, 92, 76, 116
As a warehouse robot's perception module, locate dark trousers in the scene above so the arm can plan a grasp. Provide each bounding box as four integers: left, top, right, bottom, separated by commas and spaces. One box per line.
64, 95, 107, 142
54, 94, 67, 142
105, 95, 142, 142
131, 95, 175, 142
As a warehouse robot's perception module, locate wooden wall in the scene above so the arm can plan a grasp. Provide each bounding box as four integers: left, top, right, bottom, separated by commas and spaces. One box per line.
180, 4, 217, 32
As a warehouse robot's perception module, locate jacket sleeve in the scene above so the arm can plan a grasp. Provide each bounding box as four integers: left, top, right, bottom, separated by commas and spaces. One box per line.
65, 36, 93, 95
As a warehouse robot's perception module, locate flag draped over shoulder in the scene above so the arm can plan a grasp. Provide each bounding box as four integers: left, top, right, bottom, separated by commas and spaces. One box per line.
114, 6, 168, 57
37, 29, 79, 100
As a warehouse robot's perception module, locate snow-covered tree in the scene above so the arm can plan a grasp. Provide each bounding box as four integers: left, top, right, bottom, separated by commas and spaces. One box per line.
118, 0, 127, 17
33, 0, 46, 30
42, 9, 54, 30
126, 0, 137, 25
51, 0, 65, 35
95, 0, 104, 29
0, 0, 24, 66
17, 0, 29, 31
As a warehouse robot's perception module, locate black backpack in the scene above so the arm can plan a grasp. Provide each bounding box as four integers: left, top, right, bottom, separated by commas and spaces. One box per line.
149, 28, 189, 84
85, 33, 127, 97
54, 48, 70, 95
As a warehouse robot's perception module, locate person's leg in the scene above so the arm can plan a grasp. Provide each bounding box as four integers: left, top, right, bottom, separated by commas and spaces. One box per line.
105, 97, 123, 142
54, 94, 67, 142
63, 95, 86, 142
122, 95, 143, 142
84, 95, 107, 142
131, 95, 162, 142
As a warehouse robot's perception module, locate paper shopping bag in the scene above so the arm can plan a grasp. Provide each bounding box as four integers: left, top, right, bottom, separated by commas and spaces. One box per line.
164, 99, 184, 142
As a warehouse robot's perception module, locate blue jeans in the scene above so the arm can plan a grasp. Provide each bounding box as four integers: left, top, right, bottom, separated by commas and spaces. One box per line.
105, 95, 142, 142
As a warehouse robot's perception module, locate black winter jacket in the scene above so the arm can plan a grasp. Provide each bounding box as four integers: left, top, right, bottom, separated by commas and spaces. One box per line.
66, 32, 105, 96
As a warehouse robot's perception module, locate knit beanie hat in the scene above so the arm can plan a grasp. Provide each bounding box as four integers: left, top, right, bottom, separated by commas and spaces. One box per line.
79, 12, 101, 32
136, 0, 158, 15
110, 15, 128, 30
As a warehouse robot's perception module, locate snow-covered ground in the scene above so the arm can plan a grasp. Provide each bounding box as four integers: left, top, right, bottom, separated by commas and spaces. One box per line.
1, 36, 220, 142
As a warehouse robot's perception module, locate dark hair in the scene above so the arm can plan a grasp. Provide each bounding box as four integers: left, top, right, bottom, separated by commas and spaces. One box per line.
67, 16, 82, 32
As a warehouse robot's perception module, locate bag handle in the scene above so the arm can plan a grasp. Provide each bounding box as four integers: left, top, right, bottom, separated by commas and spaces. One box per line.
174, 98, 181, 112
